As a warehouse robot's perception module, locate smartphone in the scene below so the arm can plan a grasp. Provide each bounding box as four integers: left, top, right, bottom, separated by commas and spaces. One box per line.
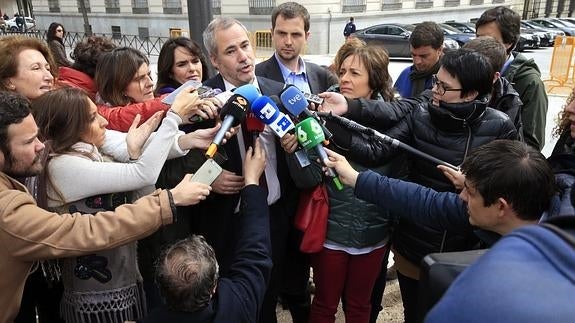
191, 159, 223, 185
303, 92, 324, 105
161, 79, 202, 105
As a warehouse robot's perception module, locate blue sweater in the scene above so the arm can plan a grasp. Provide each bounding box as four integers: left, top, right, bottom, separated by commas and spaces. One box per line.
393, 65, 434, 98
425, 224, 575, 323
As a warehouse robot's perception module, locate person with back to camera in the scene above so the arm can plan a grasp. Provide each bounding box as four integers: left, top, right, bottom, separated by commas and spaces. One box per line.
58, 36, 116, 100
343, 17, 356, 40
140, 139, 270, 323
32, 86, 226, 322
0, 90, 215, 323
46, 22, 72, 68
140, 36, 213, 310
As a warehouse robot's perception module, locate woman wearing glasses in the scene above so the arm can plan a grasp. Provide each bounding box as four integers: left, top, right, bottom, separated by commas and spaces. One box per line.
47, 22, 72, 68
321, 48, 518, 323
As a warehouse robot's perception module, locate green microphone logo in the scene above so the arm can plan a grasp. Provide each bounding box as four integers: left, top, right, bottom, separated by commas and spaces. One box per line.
295, 117, 324, 150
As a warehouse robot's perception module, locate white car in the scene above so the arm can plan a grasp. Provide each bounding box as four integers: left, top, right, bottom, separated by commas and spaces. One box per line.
6, 16, 35, 32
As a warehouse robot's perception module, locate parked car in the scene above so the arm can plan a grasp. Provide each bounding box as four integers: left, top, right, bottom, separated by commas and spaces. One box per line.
443, 21, 476, 34
521, 20, 565, 46
5, 16, 35, 32
439, 23, 475, 46
0, 17, 5, 32
351, 23, 414, 57
560, 18, 575, 26
352, 23, 460, 58
520, 20, 557, 46
516, 29, 540, 51
529, 18, 575, 36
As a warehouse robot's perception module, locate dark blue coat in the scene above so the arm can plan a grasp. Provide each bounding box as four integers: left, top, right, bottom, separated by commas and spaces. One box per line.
140, 185, 272, 323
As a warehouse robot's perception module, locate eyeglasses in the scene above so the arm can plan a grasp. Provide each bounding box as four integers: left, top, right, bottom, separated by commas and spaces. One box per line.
432, 74, 462, 96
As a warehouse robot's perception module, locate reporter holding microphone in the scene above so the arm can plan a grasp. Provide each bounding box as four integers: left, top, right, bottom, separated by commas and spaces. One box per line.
284, 38, 402, 323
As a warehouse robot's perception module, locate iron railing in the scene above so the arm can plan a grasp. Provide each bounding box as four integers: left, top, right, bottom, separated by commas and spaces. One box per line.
0, 30, 170, 57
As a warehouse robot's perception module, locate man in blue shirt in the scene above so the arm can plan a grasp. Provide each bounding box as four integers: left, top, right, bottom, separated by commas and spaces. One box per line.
394, 22, 444, 98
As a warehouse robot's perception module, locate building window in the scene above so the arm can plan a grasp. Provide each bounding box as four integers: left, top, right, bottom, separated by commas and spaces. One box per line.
132, 0, 149, 14
342, 0, 366, 13
105, 0, 120, 13
470, 0, 484, 4
212, 0, 221, 15
415, 0, 433, 9
163, 0, 182, 14
249, 0, 275, 15
48, 0, 60, 12
491, 0, 504, 3
77, 0, 91, 13
111, 25, 122, 39
445, 0, 460, 7
381, 0, 402, 10
138, 27, 149, 40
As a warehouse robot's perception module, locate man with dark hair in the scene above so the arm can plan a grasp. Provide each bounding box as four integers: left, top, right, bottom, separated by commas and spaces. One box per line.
255, 3, 337, 321
323, 139, 555, 240
463, 36, 523, 138
343, 17, 356, 39
0, 91, 212, 322
394, 21, 444, 98
476, 6, 548, 150
141, 140, 270, 323
256, 2, 337, 96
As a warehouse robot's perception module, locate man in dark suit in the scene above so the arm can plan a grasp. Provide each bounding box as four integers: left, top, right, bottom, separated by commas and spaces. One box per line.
255, 3, 338, 322
199, 17, 299, 323
141, 140, 271, 323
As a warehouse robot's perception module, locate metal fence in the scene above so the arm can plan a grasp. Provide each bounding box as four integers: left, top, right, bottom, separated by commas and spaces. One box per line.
0, 30, 170, 57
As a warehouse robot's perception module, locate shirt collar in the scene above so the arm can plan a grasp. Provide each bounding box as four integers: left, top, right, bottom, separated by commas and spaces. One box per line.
275, 52, 307, 80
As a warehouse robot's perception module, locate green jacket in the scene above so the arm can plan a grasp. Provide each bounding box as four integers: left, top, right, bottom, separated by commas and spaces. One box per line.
503, 52, 548, 150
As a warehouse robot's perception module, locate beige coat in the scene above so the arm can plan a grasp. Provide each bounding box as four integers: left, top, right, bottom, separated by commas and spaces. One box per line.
0, 172, 173, 323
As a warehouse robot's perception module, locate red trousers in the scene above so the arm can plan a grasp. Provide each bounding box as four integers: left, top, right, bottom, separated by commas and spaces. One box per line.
309, 246, 388, 323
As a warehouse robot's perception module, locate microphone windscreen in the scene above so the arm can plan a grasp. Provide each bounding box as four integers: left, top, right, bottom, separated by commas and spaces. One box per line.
246, 113, 265, 133
234, 84, 260, 104
220, 94, 249, 126
252, 96, 281, 125
280, 85, 308, 117
295, 117, 325, 150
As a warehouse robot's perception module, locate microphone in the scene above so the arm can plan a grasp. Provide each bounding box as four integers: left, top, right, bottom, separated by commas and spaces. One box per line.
205, 94, 250, 158
316, 112, 459, 171
251, 95, 295, 138
295, 117, 343, 190
233, 84, 261, 104
279, 85, 333, 141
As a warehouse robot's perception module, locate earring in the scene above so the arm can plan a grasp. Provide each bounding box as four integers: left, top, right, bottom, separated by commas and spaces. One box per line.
8, 84, 15, 90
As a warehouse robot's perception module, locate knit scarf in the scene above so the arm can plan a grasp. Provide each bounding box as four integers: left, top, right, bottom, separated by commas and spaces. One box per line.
49, 142, 146, 323
409, 61, 440, 97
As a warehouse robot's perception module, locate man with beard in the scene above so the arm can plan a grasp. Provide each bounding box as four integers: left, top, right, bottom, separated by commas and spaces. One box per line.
394, 21, 444, 98
0, 91, 212, 322
255, 3, 337, 321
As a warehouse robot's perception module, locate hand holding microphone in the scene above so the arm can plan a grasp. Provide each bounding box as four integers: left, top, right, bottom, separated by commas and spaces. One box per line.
295, 117, 343, 190
205, 94, 249, 158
